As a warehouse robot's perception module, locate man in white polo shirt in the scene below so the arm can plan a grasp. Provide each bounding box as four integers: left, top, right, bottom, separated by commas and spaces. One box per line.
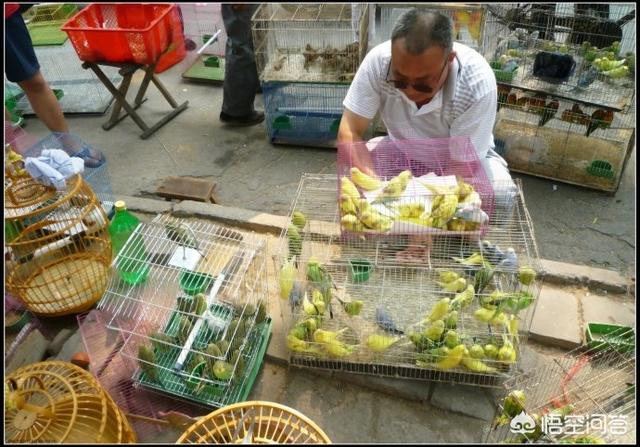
338, 8, 513, 188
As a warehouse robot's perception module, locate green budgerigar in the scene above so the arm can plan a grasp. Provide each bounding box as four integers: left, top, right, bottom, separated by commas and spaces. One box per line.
138, 345, 159, 382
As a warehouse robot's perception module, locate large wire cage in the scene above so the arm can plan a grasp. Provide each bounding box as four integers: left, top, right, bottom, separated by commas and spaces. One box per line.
5, 174, 112, 317
484, 3, 636, 193
5, 360, 136, 443
252, 3, 370, 83
7, 40, 121, 115
95, 214, 271, 408
372, 4, 486, 53
179, 3, 227, 57
486, 326, 636, 444
177, 401, 332, 444
17, 132, 114, 215
263, 81, 349, 147
276, 171, 542, 388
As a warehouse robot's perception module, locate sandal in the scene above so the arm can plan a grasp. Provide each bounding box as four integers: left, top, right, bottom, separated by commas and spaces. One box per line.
73, 146, 106, 168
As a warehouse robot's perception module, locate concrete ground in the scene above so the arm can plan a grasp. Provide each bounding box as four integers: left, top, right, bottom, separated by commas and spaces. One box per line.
19, 51, 636, 274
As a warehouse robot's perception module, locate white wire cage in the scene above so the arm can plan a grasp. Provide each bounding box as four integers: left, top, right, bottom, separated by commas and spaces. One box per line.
486, 326, 636, 444
372, 3, 487, 53
485, 3, 636, 193
252, 3, 370, 83
95, 214, 271, 408
179, 3, 227, 57
276, 172, 542, 387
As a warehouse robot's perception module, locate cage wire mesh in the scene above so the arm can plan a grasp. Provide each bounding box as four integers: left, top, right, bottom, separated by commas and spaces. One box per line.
486, 326, 636, 444
7, 40, 121, 115
95, 214, 271, 408
263, 82, 349, 146
76, 310, 213, 440
485, 3, 636, 192
276, 169, 541, 387
22, 3, 78, 25
252, 3, 370, 83
16, 132, 114, 215
373, 4, 486, 53
5, 174, 112, 317
179, 3, 227, 57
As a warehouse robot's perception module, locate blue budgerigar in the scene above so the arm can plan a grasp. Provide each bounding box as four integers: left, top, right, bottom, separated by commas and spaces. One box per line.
577, 67, 599, 89
375, 307, 404, 335
481, 240, 506, 266
289, 280, 304, 313
497, 247, 518, 271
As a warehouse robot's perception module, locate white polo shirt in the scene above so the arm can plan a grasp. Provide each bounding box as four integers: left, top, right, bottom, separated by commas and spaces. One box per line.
343, 41, 500, 162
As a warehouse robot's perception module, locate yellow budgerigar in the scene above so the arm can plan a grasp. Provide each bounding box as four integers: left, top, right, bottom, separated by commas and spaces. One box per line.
365, 334, 400, 352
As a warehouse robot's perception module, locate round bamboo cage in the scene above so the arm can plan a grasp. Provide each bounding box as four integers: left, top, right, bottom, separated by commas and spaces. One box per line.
4, 361, 136, 443
5, 174, 112, 317
177, 401, 332, 444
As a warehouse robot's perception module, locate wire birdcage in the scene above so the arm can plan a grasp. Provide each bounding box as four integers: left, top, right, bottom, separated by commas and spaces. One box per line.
373, 4, 486, 52
252, 3, 370, 83
179, 3, 227, 57
177, 401, 332, 444
95, 214, 271, 408
484, 4, 636, 193
263, 81, 349, 147
486, 326, 636, 444
5, 360, 136, 443
276, 169, 542, 388
7, 40, 121, 115
22, 3, 79, 46
5, 174, 112, 317
19, 132, 114, 215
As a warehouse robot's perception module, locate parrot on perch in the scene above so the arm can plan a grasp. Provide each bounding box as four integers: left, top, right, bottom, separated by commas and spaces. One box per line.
585, 109, 614, 137
538, 99, 559, 127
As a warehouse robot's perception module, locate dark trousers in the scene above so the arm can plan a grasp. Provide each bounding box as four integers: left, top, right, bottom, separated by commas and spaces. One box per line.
221, 4, 260, 117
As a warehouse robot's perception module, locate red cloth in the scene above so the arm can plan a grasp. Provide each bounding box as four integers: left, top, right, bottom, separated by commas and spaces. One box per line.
5, 3, 19, 19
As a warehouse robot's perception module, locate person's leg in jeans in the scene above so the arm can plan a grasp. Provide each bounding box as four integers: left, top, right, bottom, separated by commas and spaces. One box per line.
219, 4, 264, 126
5, 11, 104, 166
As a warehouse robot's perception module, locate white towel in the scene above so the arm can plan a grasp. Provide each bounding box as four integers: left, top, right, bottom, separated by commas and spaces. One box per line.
24, 149, 84, 190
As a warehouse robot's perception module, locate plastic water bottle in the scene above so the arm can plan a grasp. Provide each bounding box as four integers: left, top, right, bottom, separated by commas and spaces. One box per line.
108, 200, 149, 285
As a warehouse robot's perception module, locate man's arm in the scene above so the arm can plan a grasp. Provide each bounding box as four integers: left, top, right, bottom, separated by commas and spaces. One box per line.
337, 108, 371, 143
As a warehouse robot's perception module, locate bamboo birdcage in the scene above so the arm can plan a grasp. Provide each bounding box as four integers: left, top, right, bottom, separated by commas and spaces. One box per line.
177, 401, 332, 444
486, 326, 636, 444
5, 361, 136, 443
5, 174, 112, 317
484, 4, 636, 193
277, 166, 541, 387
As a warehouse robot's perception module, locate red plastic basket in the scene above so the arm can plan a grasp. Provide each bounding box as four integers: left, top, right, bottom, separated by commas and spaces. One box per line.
62, 3, 177, 65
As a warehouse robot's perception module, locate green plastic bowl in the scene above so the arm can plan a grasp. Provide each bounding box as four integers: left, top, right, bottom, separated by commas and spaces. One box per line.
5, 310, 31, 333
204, 56, 220, 68
349, 259, 373, 283
179, 271, 214, 296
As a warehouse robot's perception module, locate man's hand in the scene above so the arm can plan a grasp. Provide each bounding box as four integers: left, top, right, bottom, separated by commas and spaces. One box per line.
337, 109, 376, 176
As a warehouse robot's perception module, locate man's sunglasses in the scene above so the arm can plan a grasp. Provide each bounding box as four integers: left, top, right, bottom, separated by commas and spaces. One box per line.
385, 54, 459, 94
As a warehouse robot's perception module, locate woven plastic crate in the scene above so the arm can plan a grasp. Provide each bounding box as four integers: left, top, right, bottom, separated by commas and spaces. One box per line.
336, 137, 496, 236
20, 132, 114, 213
263, 82, 348, 146
62, 3, 177, 65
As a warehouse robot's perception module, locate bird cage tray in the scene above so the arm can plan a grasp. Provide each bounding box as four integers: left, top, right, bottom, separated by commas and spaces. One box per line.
182, 55, 226, 83
494, 118, 634, 193
585, 323, 635, 354
137, 318, 272, 407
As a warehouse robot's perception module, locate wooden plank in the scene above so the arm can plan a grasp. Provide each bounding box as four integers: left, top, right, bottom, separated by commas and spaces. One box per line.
155, 176, 216, 202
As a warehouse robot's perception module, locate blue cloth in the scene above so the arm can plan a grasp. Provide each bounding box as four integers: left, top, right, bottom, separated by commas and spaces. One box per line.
5, 11, 40, 83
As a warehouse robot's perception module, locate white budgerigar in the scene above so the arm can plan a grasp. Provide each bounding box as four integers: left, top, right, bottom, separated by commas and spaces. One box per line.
498, 248, 518, 271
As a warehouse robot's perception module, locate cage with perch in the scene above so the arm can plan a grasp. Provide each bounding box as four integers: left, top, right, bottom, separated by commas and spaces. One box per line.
95, 214, 272, 408
4, 360, 136, 443
485, 3, 636, 193
252, 3, 370, 84
486, 326, 636, 444
372, 4, 487, 53
177, 401, 331, 443
5, 174, 112, 317
277, 167, 542, 387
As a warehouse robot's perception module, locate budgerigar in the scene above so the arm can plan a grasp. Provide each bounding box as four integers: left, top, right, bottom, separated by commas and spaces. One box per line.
375, 307, 404, 334
481, 240, 506, 265
289, 280, 304, 313
497, 248, 518, 271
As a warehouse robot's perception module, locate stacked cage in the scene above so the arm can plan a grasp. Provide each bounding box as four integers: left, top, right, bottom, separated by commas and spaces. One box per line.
22, 3, 78, 46
95, 214, 272, 408
6, 40, 121, 115
486, 326, 636, 444
5, 174, 112, 317
252, 3, 370, 146
484, 3, 636, 193
372, 4, 486, 52
179, 3, 228, 82
277, 138, 542, 387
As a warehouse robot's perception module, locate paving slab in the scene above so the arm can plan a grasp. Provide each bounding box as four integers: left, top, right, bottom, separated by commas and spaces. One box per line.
430, 383, 497, 422
580, 292, 636, 328
46, 327, 76, 356
6, 329, 49, 374
54, 330, 84, 362
530, 286, 582, 349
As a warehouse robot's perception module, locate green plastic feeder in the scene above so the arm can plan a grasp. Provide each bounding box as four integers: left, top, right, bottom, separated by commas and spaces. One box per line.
330, 118, 341, 133
53, 89, 64, 100
349, 258, 373, 283
585, 323, 634, 354
184, 361, 207, 391
273, 115, 292, 130
586, 160, 614, 179
179, 271, 214, 296
5, 310, 31, 333
203, 56, 220, 68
